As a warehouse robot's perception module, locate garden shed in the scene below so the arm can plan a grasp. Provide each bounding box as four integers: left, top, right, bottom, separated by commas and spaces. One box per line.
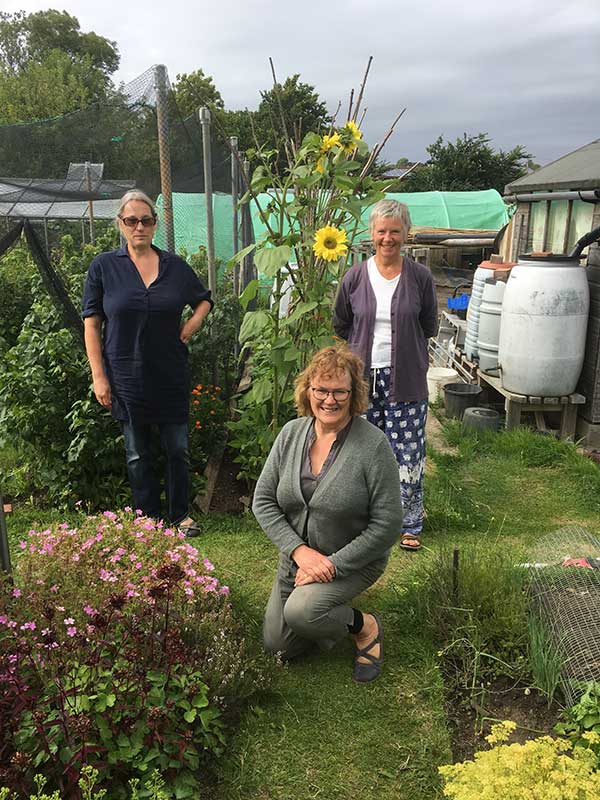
504, 138, 600, 260
505, 141, 600, 445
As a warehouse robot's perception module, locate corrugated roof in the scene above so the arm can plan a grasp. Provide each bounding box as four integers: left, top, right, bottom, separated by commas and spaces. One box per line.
505, 139, 600, 192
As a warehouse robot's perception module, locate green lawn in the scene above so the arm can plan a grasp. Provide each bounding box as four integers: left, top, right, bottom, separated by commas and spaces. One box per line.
4, 417, 600, 799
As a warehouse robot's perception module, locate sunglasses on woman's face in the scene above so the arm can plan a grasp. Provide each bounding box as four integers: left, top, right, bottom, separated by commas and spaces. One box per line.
119, 215, 157, 228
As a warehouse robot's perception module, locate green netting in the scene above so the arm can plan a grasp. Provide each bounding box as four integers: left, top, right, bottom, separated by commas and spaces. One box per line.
156, 189, 509, 263
153, 192, 235, 262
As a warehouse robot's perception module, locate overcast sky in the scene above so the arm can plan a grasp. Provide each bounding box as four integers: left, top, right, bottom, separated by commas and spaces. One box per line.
5, 0, 600, 166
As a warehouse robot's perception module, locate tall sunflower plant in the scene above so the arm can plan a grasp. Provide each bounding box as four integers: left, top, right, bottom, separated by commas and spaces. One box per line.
229, 64, 404, 481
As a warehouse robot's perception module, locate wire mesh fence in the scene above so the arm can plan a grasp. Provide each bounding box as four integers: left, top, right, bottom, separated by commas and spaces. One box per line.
528, 525, 600, 705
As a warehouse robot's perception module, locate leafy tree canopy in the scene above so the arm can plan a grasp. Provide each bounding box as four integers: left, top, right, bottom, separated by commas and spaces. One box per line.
400, 133, 531, 194
0, 9, 119, 75
172, 69, 224, 118
0, 9, 119, 123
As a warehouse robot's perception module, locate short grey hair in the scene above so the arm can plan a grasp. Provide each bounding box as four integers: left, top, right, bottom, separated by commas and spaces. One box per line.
369, 199, 411, 238
116, 190, 157, 223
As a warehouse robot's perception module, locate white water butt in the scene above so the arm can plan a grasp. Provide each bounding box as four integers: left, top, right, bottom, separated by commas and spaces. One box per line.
464, 261, 513, 360
477, 279, 506, 374
498, 255, 590, 396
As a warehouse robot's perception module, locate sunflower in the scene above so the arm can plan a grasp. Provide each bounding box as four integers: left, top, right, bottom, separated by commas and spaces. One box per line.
314, 155, 327, 174
313, 226, 348, 262
342, 120, 363, 153
321, 132, 341, 152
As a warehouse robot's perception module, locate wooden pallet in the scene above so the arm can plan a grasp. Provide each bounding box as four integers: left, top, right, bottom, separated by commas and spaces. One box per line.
477, 370, 585, 441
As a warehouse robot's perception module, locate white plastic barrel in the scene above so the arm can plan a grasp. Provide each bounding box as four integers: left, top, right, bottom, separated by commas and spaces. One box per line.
427, 367, 459, 401
477, 279, 506, 374
464, 264, 490, 360
464, 261, 513, 360
498, 256, 590, 396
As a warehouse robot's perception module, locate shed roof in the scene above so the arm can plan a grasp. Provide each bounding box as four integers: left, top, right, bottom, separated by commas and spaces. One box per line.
505, 139, 600, 193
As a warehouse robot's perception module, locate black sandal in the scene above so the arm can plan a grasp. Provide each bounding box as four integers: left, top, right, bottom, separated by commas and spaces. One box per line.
353, 613, 384, 683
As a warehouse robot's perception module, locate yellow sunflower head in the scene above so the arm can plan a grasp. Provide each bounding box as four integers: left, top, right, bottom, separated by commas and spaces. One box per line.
341, 120, 363, 153
313, 226, 348, 262
321, 132, 341, 152
314, 155, 327, 175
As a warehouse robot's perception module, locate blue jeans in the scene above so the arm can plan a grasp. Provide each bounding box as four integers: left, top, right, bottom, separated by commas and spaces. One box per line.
121, 422, 190, 525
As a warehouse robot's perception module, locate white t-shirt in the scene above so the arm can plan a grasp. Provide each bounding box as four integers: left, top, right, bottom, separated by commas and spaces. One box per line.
367, 257, 401, 368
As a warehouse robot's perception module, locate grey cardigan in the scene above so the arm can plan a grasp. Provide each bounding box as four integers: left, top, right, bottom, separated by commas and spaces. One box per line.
252, 416, 403, 580
333, 257, 438, 402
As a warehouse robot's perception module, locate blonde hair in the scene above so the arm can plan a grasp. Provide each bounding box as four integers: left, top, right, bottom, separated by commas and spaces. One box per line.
294, 344, 369, 417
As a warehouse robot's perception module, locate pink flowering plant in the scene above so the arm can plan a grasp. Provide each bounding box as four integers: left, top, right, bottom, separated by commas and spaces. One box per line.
0, 510, 272, 798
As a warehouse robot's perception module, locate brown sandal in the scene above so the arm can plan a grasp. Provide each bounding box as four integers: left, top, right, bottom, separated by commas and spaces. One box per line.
399, 533, 422, 551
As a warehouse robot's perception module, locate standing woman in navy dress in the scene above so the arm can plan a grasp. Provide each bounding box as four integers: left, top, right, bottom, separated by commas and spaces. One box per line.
82, 190, 213, 534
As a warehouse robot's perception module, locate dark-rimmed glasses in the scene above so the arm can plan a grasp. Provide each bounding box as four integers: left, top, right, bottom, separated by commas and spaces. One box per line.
310, 387, 351, 401
119, 215, 157, 228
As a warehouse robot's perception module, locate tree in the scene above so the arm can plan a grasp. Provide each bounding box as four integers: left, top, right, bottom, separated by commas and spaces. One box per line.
256, 75, 330, 147
171, 69, 224, 118
0, 10, 119, 74
0, 10, 119, 122
217, 74, 331, 172
400, 133, 531, 194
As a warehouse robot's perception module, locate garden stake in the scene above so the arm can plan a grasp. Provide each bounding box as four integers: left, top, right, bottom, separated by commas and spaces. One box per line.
0, 490, 11, 572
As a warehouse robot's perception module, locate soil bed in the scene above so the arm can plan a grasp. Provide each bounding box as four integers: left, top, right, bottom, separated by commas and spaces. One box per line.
208, 446, 250, 514
446, 676, 562, 762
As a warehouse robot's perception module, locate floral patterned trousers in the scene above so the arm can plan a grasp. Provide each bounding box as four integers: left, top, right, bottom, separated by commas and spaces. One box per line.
366, 367, 427, 536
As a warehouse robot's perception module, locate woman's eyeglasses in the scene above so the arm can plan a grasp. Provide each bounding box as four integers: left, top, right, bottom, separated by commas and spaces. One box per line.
119, 215, 157, 228
310, 388, 351, 401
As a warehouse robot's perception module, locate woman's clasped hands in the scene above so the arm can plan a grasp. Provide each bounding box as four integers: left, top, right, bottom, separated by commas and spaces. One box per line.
293, 544, 335, 586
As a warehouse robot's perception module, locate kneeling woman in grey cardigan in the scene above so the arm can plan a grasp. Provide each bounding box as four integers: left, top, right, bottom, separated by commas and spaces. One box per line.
253, 344, 403, 682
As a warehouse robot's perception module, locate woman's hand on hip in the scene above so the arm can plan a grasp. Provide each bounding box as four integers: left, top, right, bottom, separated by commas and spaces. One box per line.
93, 376, 112, 409
292, 545, 335, 583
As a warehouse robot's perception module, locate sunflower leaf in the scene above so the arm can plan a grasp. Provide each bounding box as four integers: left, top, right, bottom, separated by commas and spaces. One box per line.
255, 245, 292, 278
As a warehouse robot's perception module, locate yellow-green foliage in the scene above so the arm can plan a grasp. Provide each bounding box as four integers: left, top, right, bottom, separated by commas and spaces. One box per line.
439, 721, 600, 799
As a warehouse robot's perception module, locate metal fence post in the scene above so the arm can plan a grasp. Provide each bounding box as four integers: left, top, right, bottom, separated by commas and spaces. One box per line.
230, 136, 240, 296
200, 107, 217, 298
154, 64, 175, 253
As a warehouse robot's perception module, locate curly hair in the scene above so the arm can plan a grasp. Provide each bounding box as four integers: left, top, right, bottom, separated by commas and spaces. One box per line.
294, 344, 369, 417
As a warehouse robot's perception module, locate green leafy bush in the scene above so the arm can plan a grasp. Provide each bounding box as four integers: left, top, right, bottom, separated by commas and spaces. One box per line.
0, 244, 36, 356
555, 681, 600, 762
0, 510, 272, 797
0, 233, 127, 507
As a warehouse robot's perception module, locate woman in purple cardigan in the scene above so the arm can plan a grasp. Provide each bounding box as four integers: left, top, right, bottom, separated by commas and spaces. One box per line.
333, 199, 438, 550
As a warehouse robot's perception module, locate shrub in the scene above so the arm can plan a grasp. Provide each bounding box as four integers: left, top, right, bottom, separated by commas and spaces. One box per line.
0, 510, 272, 798
0, 244, 36, 356
555, 681, 600, 763
439, 720, 600, 798
0, 233, 127, 508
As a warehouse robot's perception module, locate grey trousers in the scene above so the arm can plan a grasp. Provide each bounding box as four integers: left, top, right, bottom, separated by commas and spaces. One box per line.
263, 559, 385, 660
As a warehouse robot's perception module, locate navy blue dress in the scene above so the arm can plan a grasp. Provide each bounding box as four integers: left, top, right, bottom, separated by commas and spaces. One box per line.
82, 246, 213, 425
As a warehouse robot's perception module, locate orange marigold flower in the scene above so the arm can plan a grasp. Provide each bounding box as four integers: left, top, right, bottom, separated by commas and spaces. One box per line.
197, 384, 203, 390
209, 410, 215, 415
195, 421, 201, 428
193, 400, 199, 405
215, 386, 221, 391
192, 389, 199, 395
